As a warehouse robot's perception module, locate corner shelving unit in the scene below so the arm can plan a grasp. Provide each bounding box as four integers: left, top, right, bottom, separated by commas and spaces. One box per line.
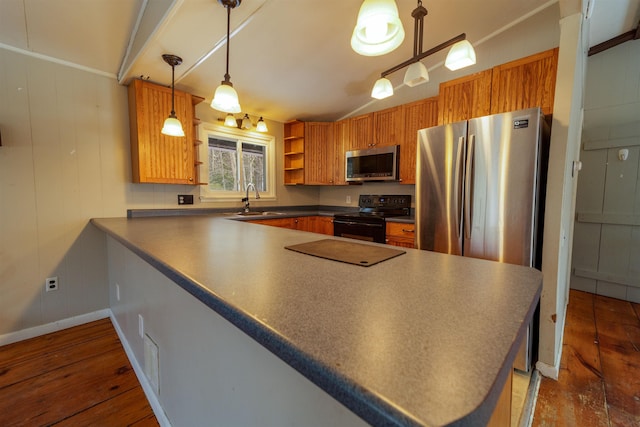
284, 120, 305, 185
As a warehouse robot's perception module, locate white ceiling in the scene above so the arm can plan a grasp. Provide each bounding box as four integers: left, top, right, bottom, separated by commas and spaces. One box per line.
0, 0, 638, 123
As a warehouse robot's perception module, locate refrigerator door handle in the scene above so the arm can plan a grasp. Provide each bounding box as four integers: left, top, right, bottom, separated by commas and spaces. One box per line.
455, 136, 465, 240
464, 134, 475, 240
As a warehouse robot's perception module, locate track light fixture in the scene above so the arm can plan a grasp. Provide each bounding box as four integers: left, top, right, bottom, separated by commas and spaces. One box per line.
211, 0, 242, 113
160, 54, 185, 137
370, 0, 477, 100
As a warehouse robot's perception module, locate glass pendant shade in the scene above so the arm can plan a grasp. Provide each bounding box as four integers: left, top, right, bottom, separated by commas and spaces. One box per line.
371, 77, 393, 99
256, 117, 268, 132
403, 61, 429, 87
445, 40, 477, 71
224, 113, 237, 127
161, 115, 185, 137
211, 82, 241, 113
351, 0, 405, 56
241, 114, 252, 129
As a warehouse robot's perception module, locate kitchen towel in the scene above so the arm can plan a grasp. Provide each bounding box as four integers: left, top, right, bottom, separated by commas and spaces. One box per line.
285, 239, 405, 267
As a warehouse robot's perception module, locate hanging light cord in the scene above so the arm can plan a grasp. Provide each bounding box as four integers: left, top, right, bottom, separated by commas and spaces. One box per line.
170, 63, 176, 116
224, 4, 231, 84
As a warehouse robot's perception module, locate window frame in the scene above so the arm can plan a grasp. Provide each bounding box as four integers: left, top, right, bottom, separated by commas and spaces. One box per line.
199, 122, 276, 203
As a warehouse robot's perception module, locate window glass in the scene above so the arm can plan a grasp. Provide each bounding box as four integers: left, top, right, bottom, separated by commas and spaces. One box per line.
199, 123, 275, 202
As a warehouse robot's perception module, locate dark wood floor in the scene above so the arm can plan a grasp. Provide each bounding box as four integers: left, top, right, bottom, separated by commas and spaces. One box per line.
533, 289, 640, 426
0, 318, 158, 426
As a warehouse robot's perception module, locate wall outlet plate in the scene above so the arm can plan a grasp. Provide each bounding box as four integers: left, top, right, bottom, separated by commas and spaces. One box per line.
45, 277, 58, 292
178, 194, 194, 205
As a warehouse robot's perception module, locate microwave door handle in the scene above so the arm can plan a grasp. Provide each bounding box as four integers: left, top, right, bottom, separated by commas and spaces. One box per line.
464, 134, 475, 240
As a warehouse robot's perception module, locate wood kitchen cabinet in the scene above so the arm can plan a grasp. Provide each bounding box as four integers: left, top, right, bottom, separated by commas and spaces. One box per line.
248, 216, 333, 235
400, 97, 438, 184
347, 113, 373, 151
386, 222, 416, 248
490, 48, 559, 116
437, 69, 493, 125
333, 119, 349, 185
128, 79, 203, 184
284, 120, 305, 185
305, 122, 338, 185
373, 105, 404, 148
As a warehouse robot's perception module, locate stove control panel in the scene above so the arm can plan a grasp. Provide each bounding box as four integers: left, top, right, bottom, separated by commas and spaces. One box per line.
358, 194, 411, 209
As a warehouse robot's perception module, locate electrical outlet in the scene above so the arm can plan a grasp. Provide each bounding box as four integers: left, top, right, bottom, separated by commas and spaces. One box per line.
178, 194, 194, 205
45, 277, 58, 292
346, 195, 352, 204
138, 314, 144, 338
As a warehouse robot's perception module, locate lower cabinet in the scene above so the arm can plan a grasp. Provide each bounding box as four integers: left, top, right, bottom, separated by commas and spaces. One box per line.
248, 216, 333, 235
385, 222, 416, 248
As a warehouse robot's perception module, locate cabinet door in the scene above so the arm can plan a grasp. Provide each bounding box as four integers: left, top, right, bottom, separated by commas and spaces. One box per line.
348, 113, 373, 151
333, 120, 349, 185
386, 222, 416, 247
400, 97, 438, 184
373, 106, 404, 148
128, 79, 196, 184
304, 122, 335, 185
315, 216, 334, 235
490, 48, 558, 116
437, 69, 492, 125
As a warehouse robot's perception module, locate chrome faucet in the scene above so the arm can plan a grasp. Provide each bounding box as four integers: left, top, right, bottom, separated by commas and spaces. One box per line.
242, 183, 260, 212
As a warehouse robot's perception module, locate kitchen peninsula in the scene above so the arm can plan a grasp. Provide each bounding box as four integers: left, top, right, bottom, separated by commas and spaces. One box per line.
91, 213, 541, 427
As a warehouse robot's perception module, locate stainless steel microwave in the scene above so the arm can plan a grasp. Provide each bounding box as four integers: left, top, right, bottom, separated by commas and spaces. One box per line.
345, 145, 399, 182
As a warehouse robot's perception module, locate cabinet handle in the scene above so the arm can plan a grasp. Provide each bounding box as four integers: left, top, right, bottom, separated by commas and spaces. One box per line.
402, 229, 415, 233
188, 177, 193, 181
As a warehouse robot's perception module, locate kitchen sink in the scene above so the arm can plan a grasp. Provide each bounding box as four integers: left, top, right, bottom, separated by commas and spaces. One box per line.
233, 211, 286, 216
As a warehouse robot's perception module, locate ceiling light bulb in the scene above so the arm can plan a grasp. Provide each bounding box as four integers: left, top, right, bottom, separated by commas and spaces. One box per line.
445, 40, 477, 71
351, 0, 405, 56
403, 62, 429, 87
224, 113, 237, 127
241, 114, 252, 130
211, 82, 241, 113
161, 115, 185, 137
371, 77, 393, 99
256, 117, 268, 132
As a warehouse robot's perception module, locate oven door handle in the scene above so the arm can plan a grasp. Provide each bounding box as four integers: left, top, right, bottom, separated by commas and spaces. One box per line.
333, 220, 384, 228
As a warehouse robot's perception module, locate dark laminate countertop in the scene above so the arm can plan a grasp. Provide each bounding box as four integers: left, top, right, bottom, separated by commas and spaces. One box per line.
91, 215, 541, 427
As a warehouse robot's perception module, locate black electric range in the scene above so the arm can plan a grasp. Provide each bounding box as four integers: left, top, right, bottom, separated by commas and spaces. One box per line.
333, 195, 411, 243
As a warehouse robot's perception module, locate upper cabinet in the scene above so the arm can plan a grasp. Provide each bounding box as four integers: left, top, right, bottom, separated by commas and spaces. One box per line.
128, 79, 203, 184
347, 113, 373, 151
437, 69, 493, 125
332, 119, 348, 186
373, 106, 405, 148
305, 122, 338, 185
283, 120, 305, 185
400, 97, 438, 184
490, 48, 559, 116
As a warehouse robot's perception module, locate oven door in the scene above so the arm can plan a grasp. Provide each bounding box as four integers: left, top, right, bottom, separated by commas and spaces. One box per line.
333, 217, 386, 243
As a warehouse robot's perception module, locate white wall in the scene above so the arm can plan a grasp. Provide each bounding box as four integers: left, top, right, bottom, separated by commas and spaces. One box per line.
571, 39, 640, 302
0, 47, 318, 336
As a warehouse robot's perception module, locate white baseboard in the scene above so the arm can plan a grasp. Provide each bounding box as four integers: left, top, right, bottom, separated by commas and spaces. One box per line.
0, 309, 111, 346
109, 312, 172, 427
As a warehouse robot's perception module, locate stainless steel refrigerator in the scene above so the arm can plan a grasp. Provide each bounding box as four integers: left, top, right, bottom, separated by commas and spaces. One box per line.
416, 106, 549, 371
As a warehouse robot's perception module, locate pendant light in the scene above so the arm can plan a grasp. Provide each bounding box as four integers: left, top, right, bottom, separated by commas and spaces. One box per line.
256, 117, 268, 133
211, 0, 242, 113
351, 0, 405, 56
160, 54, 185, 137
369, 0, 476, 100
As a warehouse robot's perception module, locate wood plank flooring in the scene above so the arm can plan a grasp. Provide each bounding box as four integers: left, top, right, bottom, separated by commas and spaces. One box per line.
533, 289, 640, 426
0, 318, 158, 426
